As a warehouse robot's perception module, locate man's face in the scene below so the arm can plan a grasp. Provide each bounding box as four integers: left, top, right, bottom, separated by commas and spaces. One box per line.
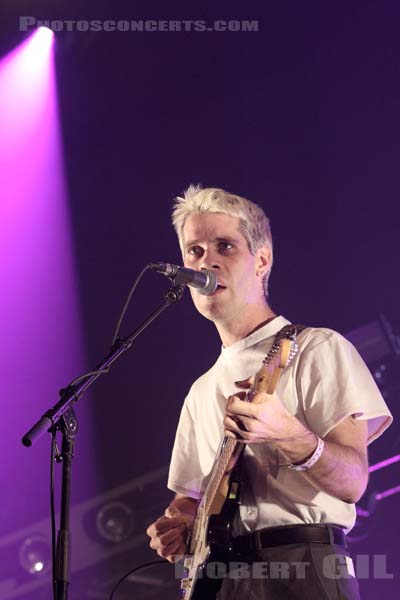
182, 212, 269, 322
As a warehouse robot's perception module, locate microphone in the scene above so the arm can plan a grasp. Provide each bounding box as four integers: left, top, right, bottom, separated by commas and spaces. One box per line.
150, 262, 218, 296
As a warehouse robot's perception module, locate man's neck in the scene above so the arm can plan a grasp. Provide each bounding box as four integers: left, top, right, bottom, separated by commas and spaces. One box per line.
215, 305, 276, 347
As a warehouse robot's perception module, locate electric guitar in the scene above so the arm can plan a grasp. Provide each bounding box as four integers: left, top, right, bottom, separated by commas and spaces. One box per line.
179, 331, 301, 600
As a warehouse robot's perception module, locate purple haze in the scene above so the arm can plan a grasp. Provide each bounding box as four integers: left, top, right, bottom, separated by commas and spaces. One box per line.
0, 28, 98, 536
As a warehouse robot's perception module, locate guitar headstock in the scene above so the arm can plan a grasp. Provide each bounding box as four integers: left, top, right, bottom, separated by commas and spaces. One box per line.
252, 337, 298, 396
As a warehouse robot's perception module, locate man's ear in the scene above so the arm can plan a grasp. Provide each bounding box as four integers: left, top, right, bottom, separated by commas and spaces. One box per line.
255, 246, 271, 276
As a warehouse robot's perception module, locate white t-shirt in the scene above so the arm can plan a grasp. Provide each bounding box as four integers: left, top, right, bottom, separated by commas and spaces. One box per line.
167, 316, 392, 533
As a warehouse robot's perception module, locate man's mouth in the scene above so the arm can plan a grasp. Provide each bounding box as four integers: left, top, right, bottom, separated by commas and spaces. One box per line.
211, 283, 227, 294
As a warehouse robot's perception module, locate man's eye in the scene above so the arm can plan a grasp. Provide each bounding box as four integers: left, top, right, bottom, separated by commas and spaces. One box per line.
218, 241, 233, 251
187, 246, 203, 256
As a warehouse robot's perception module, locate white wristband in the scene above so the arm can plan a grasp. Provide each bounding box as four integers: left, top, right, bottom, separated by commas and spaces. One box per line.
288, 435, 324, 471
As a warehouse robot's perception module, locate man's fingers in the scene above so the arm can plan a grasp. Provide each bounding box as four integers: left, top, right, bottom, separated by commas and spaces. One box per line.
149, 525, 185, 550
165, 505, 192, 520
224, 414, 254, 434
147, 516, 185, 537
156, 534, 186, 560
230, 391, 248, 401
226, 396, 255, 417
147, 505, 193, 563
167, 542, 187, 563
159, 525, 186, 547
224, 414, 246, 432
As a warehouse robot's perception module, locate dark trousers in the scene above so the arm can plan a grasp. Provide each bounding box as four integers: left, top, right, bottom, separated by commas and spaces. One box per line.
217, 543, 361, 600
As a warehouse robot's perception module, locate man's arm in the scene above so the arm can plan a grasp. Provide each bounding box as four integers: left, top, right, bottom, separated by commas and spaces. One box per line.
224, 390, 369, 504
273, 415, 369, 503
146, 494, 198, 562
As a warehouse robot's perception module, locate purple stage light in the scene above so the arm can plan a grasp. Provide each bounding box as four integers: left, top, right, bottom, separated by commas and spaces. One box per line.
375, 484, 400, 501
36, 26, 54, 42
0, 26, 98, 536
369, 453, 400, 473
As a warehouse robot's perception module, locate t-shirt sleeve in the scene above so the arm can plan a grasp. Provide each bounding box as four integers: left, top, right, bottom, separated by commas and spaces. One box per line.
297, 330, 393, 443
167, 396, 205, 499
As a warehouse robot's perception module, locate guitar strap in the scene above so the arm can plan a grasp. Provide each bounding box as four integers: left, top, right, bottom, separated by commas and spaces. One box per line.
263, 322, 307, 366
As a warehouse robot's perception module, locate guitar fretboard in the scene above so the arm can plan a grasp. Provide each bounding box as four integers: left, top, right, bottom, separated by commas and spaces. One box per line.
204, 436, 239, 514
189, 331, 300, 549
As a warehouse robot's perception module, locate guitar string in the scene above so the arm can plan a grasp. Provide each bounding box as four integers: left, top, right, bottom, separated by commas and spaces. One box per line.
202, 330, 301, 515
190, 326, 303, 545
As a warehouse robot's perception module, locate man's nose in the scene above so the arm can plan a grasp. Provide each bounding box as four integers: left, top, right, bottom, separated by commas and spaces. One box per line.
199, 248, 220, 271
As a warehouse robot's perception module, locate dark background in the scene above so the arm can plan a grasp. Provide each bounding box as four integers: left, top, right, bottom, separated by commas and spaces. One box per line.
0, 1, 399, 598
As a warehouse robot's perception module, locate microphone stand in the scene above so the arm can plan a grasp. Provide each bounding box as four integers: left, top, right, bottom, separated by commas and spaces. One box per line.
21, 284, 185, 600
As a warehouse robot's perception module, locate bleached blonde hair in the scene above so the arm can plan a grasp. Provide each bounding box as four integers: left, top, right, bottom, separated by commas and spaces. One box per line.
172, 184, 273, 297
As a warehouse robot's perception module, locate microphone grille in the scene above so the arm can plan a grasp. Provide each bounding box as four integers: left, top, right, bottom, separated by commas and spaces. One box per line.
197, 269, 218, 296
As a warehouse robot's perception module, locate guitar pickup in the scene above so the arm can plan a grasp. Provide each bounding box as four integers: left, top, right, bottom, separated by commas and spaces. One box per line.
180, 578, 191, 589
229, 481, 239, 500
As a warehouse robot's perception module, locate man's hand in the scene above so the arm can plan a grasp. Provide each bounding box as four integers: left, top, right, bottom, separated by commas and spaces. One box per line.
223, 378, 369, 503
223, 377, 297, 444
146, 496, 197, 563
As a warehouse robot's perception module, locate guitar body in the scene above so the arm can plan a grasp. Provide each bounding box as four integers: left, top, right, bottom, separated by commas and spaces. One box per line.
180, 465, 242, 600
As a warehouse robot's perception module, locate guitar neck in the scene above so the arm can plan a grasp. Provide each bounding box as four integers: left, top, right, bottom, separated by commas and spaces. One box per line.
198, 354, 289, 519
202, 437, 240, 515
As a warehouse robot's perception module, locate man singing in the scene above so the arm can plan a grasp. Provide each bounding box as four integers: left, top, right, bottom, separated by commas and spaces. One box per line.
147, 185, 392, 599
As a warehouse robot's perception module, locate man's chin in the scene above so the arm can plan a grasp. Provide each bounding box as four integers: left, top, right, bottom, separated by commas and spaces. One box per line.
192, 299, 224, 322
